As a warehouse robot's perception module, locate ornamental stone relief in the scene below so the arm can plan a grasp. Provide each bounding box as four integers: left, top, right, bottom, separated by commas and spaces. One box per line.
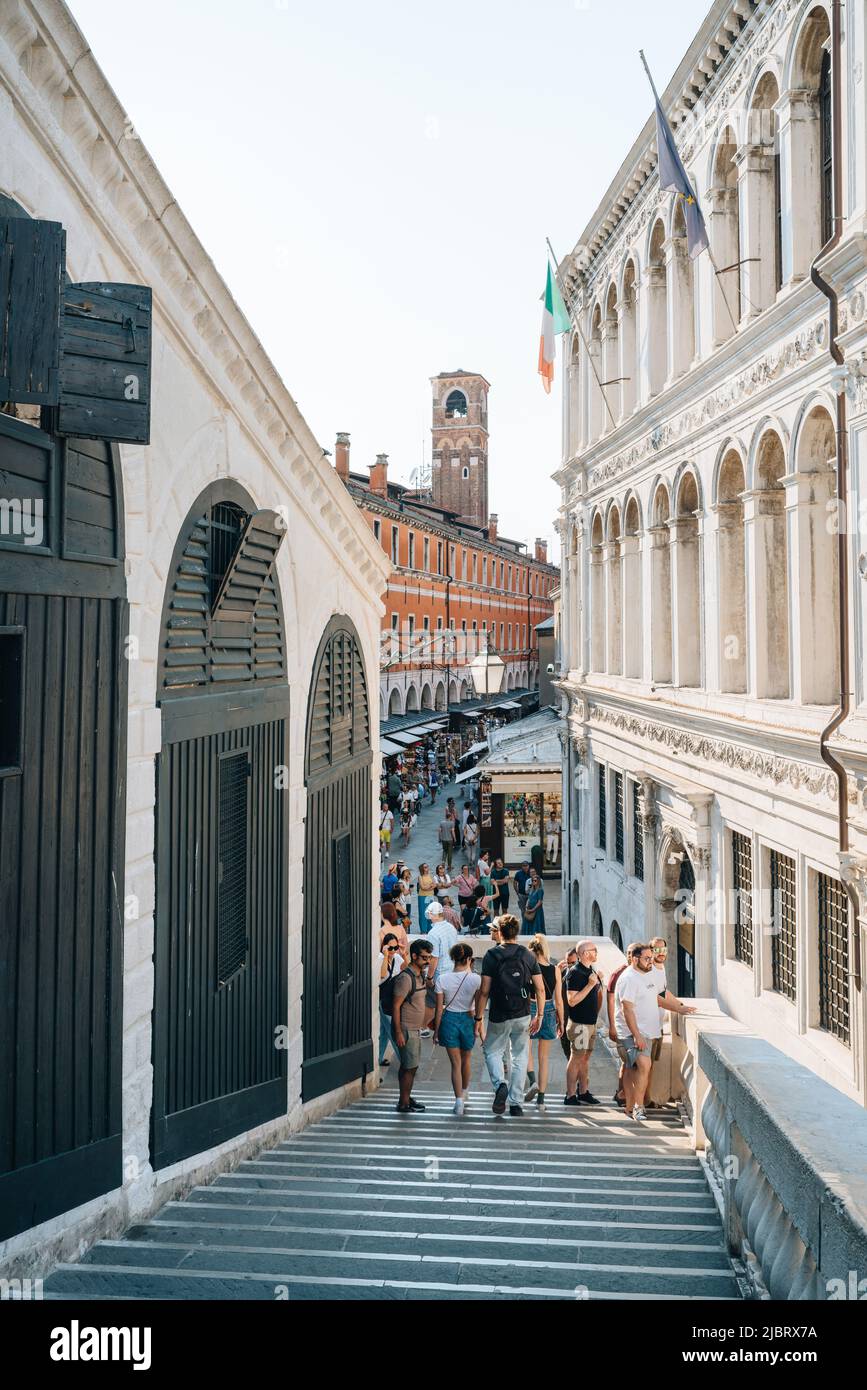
587, 701, 838, 802
587, 316, 826, 491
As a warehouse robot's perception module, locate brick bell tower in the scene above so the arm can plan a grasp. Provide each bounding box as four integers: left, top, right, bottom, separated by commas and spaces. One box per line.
431, 370, 490, 527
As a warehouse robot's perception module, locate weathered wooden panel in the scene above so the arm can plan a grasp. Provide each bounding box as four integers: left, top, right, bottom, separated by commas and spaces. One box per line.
57, 283, 152, 444
0, 217, 64, 405
210, 510, 283, 622
302, 617, 373, 1102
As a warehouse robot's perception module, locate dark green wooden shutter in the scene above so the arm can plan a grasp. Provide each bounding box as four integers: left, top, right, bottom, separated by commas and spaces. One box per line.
57, 283, 152, 443
217, 751, 250, 985
0, 217, 65, 405
210, 510, 283, 621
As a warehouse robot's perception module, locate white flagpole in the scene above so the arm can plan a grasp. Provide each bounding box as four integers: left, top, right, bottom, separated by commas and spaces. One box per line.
545, 237, 618, 433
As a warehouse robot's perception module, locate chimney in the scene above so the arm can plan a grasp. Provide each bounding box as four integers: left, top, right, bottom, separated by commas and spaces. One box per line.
335, 431, 350, 483
370, 453, 389, 498
488, 513, 498, 543
535, 537, 547, 563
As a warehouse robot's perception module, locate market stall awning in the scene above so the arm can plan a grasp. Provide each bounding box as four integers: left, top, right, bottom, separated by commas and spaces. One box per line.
379, 738, 406, 756
460, 740, 488, 759
454, 765, 479, 784
387, 730, 423, 746
497, 701, 522, 710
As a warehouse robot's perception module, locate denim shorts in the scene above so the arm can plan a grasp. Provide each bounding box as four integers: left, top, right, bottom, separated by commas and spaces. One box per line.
529, 999, 557, 1041
437, 1011, 475, 1051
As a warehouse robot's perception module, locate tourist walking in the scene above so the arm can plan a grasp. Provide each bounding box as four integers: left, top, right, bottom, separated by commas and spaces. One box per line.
545, 811, 561, 865
613, 943, 659, 1121
428, 766, 439, 803
521, 867, 545, 935
524, 934, 563, 1106
417, 863, 435, 923
434, 942, 480, 1115
607, 942, 638, 1104
378, 933, 403, 1066
564, 941, 604, 1105
514, 861, 531, 918
425, 901, 459, 988
475, 915, 545, 1116
463, 811, 480, 867
397, 867, 414, 927
556, 947, 578, 1061
379, 801, 394, 857
389, 938, 434, 1113
491, 858, 510, 911
437, 812, 457, 870
380, 903, 409, 960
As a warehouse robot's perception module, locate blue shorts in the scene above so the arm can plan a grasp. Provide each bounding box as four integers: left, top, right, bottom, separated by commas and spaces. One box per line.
529, 999, 557, 1041
438, 1011, 475, 1051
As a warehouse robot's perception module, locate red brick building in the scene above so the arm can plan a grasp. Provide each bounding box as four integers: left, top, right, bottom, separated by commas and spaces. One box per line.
332, 370, 559, 720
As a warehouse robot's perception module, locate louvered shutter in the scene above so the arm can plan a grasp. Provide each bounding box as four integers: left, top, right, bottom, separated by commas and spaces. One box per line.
0, 217, 65, 405
211, 510, 284, 622
57, 283, 152, 443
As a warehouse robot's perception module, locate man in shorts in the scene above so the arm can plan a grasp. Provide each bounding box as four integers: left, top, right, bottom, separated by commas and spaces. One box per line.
613, 943, 662, 1121
564, 941, 604, 1105
379, 801, 394, 856
607, 942, 639, 1104
391, 938, 434, 1113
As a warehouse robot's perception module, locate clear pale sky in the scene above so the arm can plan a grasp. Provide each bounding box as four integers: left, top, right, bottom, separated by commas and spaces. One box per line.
68, 0, 710, 561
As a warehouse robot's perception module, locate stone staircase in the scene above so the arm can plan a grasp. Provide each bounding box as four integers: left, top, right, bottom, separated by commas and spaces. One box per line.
44, 1090, 741, 1300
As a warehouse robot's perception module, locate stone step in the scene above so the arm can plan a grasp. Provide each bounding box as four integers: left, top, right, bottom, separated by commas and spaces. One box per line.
57, 1242, 740, 1298
116, 1223, 729, 1268
257, 1151, 705, 1180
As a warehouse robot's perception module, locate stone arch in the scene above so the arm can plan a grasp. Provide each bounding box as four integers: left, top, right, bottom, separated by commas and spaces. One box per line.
420, 681, 434, 711
589, 301, 605, 438
746, 414, 790, 490
405, 684, 420, 713
619, 256, 639, 415
711, 438, 747, 506
669, 199, 696, 375
752, 427, 791, 698
710, 123, 741, 338
603, 281, 620, 421
610, 921, 624, 952
459, 679, 468, 702
448, 678, 459, 705
605, 503, 623, 675
786, 1, 832, 91
590, 902, 603, 937
388, 686, 404, 716
785, 4, 833, 271
434, 680, 446, 712
673, 462, 703, 517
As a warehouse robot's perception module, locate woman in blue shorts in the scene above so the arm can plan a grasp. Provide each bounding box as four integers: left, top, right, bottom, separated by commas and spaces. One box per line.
434, 942, 481, 1116
525, 934, 563, 1107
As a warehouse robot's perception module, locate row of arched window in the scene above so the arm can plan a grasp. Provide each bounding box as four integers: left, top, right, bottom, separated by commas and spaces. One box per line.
577, 401, 840, 707
569, 6, 834, 455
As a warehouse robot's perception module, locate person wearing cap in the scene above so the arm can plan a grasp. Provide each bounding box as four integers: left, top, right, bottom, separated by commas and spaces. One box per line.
422, 900, 459, 1033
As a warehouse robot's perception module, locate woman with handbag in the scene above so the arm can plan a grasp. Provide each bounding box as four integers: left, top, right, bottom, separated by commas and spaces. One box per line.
378, 933, 404, 1066
433, 941, 481, 1116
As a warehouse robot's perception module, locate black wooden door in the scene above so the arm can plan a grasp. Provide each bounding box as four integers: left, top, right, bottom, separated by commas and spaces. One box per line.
0, 414, 127, 1240
152, 715, 287, 1168
151, 484, 289, 1168
302, 617, 374, 1101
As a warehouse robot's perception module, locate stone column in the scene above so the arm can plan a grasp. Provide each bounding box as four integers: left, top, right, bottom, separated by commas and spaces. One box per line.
735, 142, 777, 317
590, 540, 606, 673
775, 90, 820, 285
639, 779, 660, 939
708, 183, 740, 344
691, 844, 713, 998
701, 506, 721, 693
715, 499, 747, 694
665, 233, 695, 383
617, 296, 637, 418
669, 516, 702, 688
645, 263, 668, 398
605, 539, 623, 675
588, 335, 605, 440
783, 469, 839, 704
649, 524, 672, 684
601, 317, 620, 427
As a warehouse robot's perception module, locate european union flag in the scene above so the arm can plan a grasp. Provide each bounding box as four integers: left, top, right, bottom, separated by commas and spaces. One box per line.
654, 96, 709, 260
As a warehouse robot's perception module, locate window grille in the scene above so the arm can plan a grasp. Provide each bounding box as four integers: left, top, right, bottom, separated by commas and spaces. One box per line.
817, 872, 850, 1045
819, 51, 833, 247
732, 831, 753, 967
632, 780, 644, 881
597, 765, 607, 851
769, 849, 796, 1001
333, 831, 353, 990
207, 502, 246, 607
614, 771, 624, 864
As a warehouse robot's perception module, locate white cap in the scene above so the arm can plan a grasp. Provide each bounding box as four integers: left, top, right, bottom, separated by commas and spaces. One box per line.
425, 901, 444, 921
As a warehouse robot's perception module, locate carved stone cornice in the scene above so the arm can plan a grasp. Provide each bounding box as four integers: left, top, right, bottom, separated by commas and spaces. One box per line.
839, 852, 867, 919
588, 701, 837, 802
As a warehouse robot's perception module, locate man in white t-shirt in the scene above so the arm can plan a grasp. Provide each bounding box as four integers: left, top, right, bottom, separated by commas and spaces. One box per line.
423, 902, 459, 1031
615, 942, 696, 1121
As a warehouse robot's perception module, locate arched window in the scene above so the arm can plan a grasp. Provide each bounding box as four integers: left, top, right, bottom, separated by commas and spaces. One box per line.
753, 431, 790, 698
670, 201, 696, 377
620, 260, 638, 416
603, 283, 620, 425
747, 73, 782, 308
445, 390, 467, 418
610, 921, 624, 952
647, 220, 668, 396
819, 50, 833, 246
650, 485, 672, 684
789, 7, 832, 274
711, 126, 741, 342
673, 472, 702, 688
591, 902, 604, 936
717, 451, 747, 694
605, 505, 623, 676
794, 405, 839, 704
568, 336, 582, 455
623, 497, 642, 679
590, 512, 606, 673
589, 304, 605, 438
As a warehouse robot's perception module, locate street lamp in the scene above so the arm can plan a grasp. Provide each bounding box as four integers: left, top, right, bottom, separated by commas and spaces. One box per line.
468, 648, 506, 705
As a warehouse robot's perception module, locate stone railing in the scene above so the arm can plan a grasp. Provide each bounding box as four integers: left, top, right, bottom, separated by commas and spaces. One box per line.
672, 1007, 867, 1300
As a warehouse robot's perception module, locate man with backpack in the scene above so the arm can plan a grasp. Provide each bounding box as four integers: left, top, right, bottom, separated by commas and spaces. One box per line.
387, 938, 434, 1113
474, 915, 545, 1116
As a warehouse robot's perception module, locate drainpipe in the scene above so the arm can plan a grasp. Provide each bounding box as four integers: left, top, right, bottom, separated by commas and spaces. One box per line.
813, 0, 861, 988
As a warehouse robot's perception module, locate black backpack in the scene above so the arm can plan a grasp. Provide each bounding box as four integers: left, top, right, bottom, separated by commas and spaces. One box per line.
379, 964, 420, 1014
490, 946, 533, 1013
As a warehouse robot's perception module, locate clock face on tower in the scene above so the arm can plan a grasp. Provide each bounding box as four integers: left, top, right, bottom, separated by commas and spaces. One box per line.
430, 370, 490, 528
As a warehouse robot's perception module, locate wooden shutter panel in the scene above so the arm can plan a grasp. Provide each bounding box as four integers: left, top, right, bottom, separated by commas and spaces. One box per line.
211, 510, 284, 622
57, 283, 152, 443
0, 217, 65, 405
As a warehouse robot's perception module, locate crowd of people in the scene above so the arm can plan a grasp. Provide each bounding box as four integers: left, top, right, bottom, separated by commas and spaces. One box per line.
379, 910, 697, 1118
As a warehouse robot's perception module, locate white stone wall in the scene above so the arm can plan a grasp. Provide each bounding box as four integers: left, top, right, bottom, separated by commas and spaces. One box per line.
556, 0, 867, 1106
0, 0, 390, 1274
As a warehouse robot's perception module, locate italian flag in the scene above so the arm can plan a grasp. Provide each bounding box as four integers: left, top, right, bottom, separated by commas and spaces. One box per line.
538, 262, 571, 393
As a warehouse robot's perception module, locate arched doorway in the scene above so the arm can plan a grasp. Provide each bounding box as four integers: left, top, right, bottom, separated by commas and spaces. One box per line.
303, 616, 373, 1100
659, 834, 697, 999
0, 410, 128, 1237
571, 880, 580, 931
151, 483, 289, 1168
610, 921, 624, 952
591, 902, 603, 936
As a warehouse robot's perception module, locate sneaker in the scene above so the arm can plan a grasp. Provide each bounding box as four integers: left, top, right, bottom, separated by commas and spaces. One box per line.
524, 1080, 539, 1102
632, 1105, 646, 1122
563, 1094, 580, 1106
453, 1097, 464, 1116
407, 1098, 426, 1112
524, 1071, 536, 1094
536, 1092, 546, 1107
579, 1091, 601, 1106
419, 1028, 432, 1038
493, 1082, 508, 1114
509, 1104, 524, 1117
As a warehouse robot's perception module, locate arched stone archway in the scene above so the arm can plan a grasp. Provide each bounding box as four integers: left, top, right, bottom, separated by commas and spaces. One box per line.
405, 685, 419, 712
448, 678, 459, 705
388, 686, 403, 716
657, 831, 697, 999
610, 921, 624, 952
434, 681, 446, 712
590, 902, 603, 936
420, 682, 434, 711
459, 679, 468, 702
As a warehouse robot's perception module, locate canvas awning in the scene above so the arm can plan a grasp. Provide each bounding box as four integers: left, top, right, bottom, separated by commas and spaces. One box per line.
387, 730, 423, 746
379, 738, 406, 756
454, 765, 479, 784
460, 740, 488, 759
